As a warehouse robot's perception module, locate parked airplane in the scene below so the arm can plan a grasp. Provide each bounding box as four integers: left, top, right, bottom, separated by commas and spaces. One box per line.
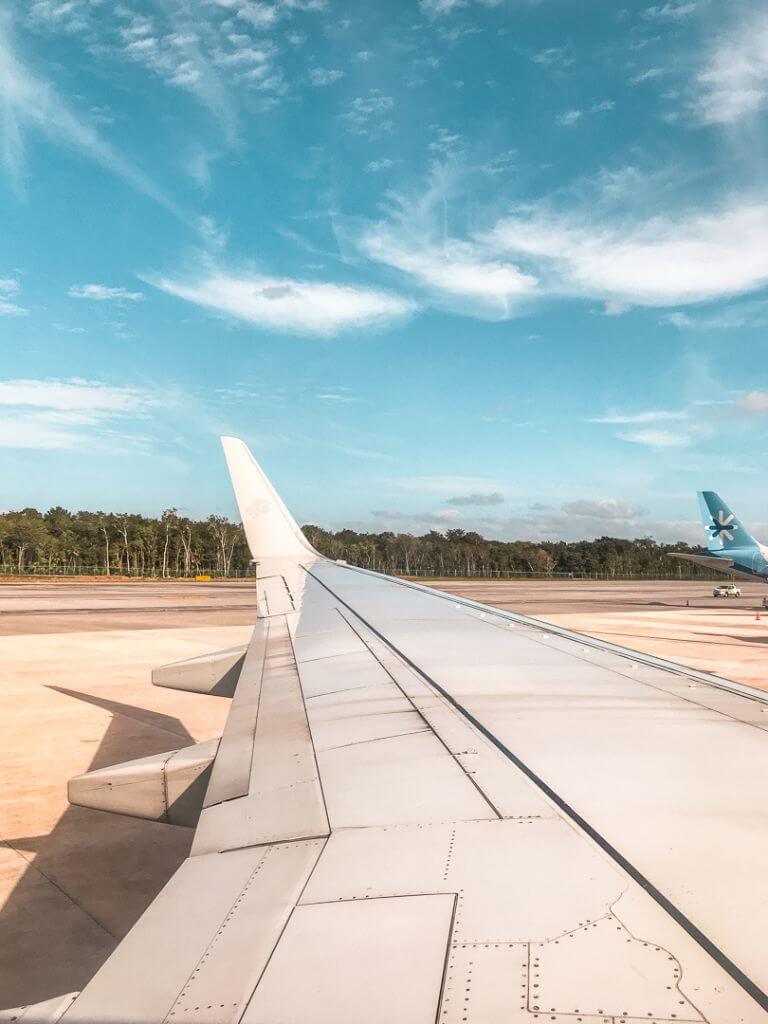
5, 443, 768, 1023
671, 490, 768, 581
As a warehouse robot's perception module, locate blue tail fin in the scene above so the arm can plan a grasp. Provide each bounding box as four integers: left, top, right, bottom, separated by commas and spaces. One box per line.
698, 491, 757, 551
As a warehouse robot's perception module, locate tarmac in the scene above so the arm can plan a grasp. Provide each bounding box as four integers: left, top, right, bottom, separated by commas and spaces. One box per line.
1, 576, 767, 1005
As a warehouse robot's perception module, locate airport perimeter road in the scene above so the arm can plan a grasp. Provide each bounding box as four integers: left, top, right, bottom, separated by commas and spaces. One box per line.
2, 576, 767, 1006
427, 578, 768, 691
0, 580, 258, 635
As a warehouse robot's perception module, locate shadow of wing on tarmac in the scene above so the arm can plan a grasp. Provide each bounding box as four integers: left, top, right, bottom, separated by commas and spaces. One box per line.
0, 688, 197, 1007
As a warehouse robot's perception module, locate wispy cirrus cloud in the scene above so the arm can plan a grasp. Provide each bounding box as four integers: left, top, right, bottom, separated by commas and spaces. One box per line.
419, 0, 468, 17
150, 270, 416, 335
0, 377, 157, 449
347, 166, 538, 319
350, 160, 768, 317
644, 1, 698, 21
557, 101, 614, 127
309, 67, 344, 86
694, 9, 768, 124
590, 409, 687, 424
616, 428, 691, 448
591, 389, 768, 451
385, 474, 505, 495
0, 277, 28, 316
68, 284, 144, 302
0, 13, 179, 212
342, 91, 395, 136
662, 298, 768, 331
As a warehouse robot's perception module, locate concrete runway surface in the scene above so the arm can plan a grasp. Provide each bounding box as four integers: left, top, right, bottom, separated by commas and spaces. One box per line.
2, 576, 767, 1005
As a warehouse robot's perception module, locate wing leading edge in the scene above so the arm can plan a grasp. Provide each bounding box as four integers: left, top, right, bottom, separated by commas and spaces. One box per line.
7, 438, 768, 1024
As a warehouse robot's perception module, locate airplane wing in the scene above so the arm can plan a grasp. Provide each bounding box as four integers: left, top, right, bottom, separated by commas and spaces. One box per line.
7, 437, 768, 1024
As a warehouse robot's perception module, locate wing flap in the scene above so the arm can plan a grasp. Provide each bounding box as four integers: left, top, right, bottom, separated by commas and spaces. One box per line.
193, 617, 329, 856
240, 895, 454, 1024
60, 841, 323, 1024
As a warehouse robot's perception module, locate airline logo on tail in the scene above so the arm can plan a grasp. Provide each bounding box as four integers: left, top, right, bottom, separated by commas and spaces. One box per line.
707, 509, 739, 543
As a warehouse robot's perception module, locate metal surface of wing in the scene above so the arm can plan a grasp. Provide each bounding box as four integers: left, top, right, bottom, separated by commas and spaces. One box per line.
9, 439, 768, 1024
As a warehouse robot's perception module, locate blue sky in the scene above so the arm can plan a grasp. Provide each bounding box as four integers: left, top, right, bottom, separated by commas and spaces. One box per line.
3, 0, 768, 542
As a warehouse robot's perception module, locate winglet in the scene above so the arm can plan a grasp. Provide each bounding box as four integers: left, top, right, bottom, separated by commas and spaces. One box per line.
221, 437, 318, 561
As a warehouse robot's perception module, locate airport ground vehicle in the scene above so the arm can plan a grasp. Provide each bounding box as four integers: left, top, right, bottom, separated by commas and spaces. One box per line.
713, 583, 742, 598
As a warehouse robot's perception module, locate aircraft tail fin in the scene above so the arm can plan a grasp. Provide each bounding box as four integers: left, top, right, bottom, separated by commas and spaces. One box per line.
221, 436, 318, 562
697, 491, 758, 551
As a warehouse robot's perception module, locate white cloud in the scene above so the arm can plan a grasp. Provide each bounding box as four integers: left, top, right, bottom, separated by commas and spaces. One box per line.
645, 2, 698, 20
237, 3, 280, 28
0, 378, 154, 449
562, 498, 635, 520
352, 167, 538, 319
591, 409, 687, 424
0, 276, 27, 315
695, 12, 768, 124
27, 0, 89, 32
68, 284, 144, 302
0, 15, 178, 211
446, 491, 504, 507
151, 271, 416, 335
736, 391, 768, 414
663, 298, 768, 330
0, 298, 28, 316
419, 0, 467, 17
558, 102, 613, 127
488, 199, 768, 306
532, 45, 574, 70
490, 506, 700, 544
343, 91, 394, 134
354, 162, 768, 315
309, 67, 344, 86
617, 428, 691, 448
361, 227, 536, 316
630, 67, 665, 85
386, 474, 505, 495
0, 378, 147, 414
366, 158, 394, 172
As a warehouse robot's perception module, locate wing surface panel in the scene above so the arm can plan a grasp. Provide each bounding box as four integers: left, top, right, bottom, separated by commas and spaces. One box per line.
240, 895, 455, 1024
38, 443, 768, 1024
305, 560, 768, 1012
62, 841, 323, 1023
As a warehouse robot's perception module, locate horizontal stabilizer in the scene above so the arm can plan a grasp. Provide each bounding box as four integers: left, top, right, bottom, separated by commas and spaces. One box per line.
669, 552, 735, 572
152, 645, 247, 696
68, 738, 219, 827
0, 992, 78, 1022
669, 551, 758, 581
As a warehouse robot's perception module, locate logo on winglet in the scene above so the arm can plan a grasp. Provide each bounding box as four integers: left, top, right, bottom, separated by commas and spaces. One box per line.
708, 510, 739, 543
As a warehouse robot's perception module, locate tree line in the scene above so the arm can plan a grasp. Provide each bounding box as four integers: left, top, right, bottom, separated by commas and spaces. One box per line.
0, 507, 251, 577
0, 506, 713, 579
